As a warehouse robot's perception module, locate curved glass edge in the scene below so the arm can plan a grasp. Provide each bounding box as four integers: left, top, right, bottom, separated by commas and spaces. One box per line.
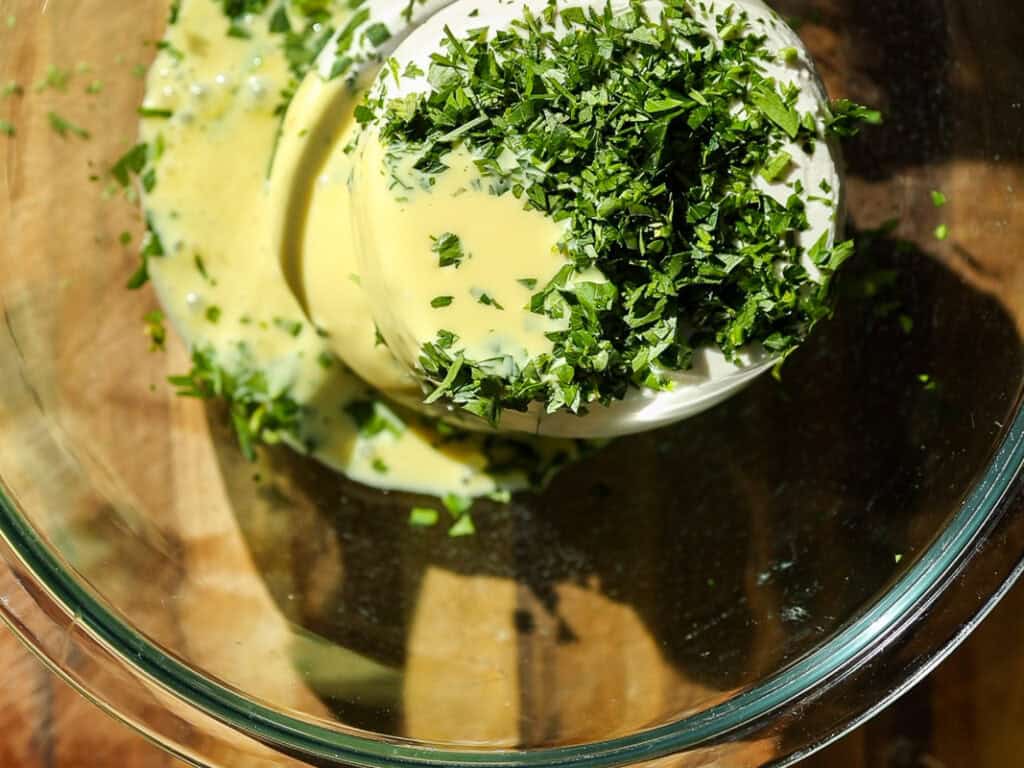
0, 608, 202, 768
777, 533, 1024, 768
0, 394, 1021, 768
0, 542, 318, 768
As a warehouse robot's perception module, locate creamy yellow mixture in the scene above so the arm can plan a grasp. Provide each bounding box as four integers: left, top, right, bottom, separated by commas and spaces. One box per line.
351, 140, 572, 373
141, 0, 577, 498
268, 0, 842, 439
141, 0, 840, 492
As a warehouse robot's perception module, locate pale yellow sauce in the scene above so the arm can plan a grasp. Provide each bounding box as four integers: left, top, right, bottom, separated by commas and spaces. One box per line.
350, 139, 571, 372
141, 0, 575, 498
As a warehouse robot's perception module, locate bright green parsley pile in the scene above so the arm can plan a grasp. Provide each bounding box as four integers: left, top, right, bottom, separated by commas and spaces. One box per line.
361, 0, 878, 422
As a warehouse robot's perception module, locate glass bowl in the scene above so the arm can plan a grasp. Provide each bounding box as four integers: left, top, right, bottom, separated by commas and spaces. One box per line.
1, 1, 1022, 766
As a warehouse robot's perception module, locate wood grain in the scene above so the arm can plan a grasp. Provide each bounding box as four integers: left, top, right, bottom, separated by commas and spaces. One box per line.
4, 579, 1024, 767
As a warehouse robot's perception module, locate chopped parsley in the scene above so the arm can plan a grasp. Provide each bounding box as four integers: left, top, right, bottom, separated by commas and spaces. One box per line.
760, 150, 792, 182
448, 514, 476, 537
127, 218, 165, 290
112, 143, 149, 186
409, 507, 439, 527
431, 295, 454, 308
138, 106, 174, 119
825, 99, 883, 136
344, 398, 405, 438
779, 46, 799, 64
35, 65, 71, 92
442, 493, 473, 517
273, 316, 304, 337
930, 189, 948, 208
363, 0, 877, 421
48, 111, 90, 140
475, 292, 504, 310
194, 253, 212, 282
363, 22, 392, 46
934, 224, 949, 241
440, 493, 476, 536
431, 231, 468, 268
168, 345, 303, 462
0, 120, 13, 137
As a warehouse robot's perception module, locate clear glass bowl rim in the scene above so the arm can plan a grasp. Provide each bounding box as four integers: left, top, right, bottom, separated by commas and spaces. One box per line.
0, 389, 1021, 767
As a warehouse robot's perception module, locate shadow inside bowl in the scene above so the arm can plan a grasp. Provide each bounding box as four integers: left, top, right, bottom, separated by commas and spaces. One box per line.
218, 223, 1023, 746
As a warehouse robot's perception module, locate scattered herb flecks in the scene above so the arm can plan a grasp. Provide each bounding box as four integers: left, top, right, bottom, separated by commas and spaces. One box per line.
168, 345, 304, 462
143, 310, 167, 351
48, 111, 90, 139
431, 231, 468, 268
409, 507, 439, 527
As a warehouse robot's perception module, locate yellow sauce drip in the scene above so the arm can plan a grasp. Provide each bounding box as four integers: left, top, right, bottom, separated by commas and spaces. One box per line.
350, 139, 570, 372
141, 0, 575, 498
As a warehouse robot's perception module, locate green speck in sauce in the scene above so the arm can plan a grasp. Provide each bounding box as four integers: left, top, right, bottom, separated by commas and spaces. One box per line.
448, 514, 476, 537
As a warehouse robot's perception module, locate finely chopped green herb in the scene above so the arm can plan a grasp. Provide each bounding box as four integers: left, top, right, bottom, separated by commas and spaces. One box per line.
431, 231, 468, 267
364, 0, 877, 421
169, 345, 304, 461
409, 507, 439, 526
35, 65, 72, 92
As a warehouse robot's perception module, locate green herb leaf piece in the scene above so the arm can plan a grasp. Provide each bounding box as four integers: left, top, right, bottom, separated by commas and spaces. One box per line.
48, 111, 90, 140
448, 513, 476, 537
751, 88, 800, 138
409, 507, 439, 527
431, 232, 467, 268
760, 151, 792, 182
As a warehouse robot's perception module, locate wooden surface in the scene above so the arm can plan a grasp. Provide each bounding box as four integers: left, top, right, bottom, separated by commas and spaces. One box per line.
1, 577, 1023, 768
2, 1, 1023, 766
